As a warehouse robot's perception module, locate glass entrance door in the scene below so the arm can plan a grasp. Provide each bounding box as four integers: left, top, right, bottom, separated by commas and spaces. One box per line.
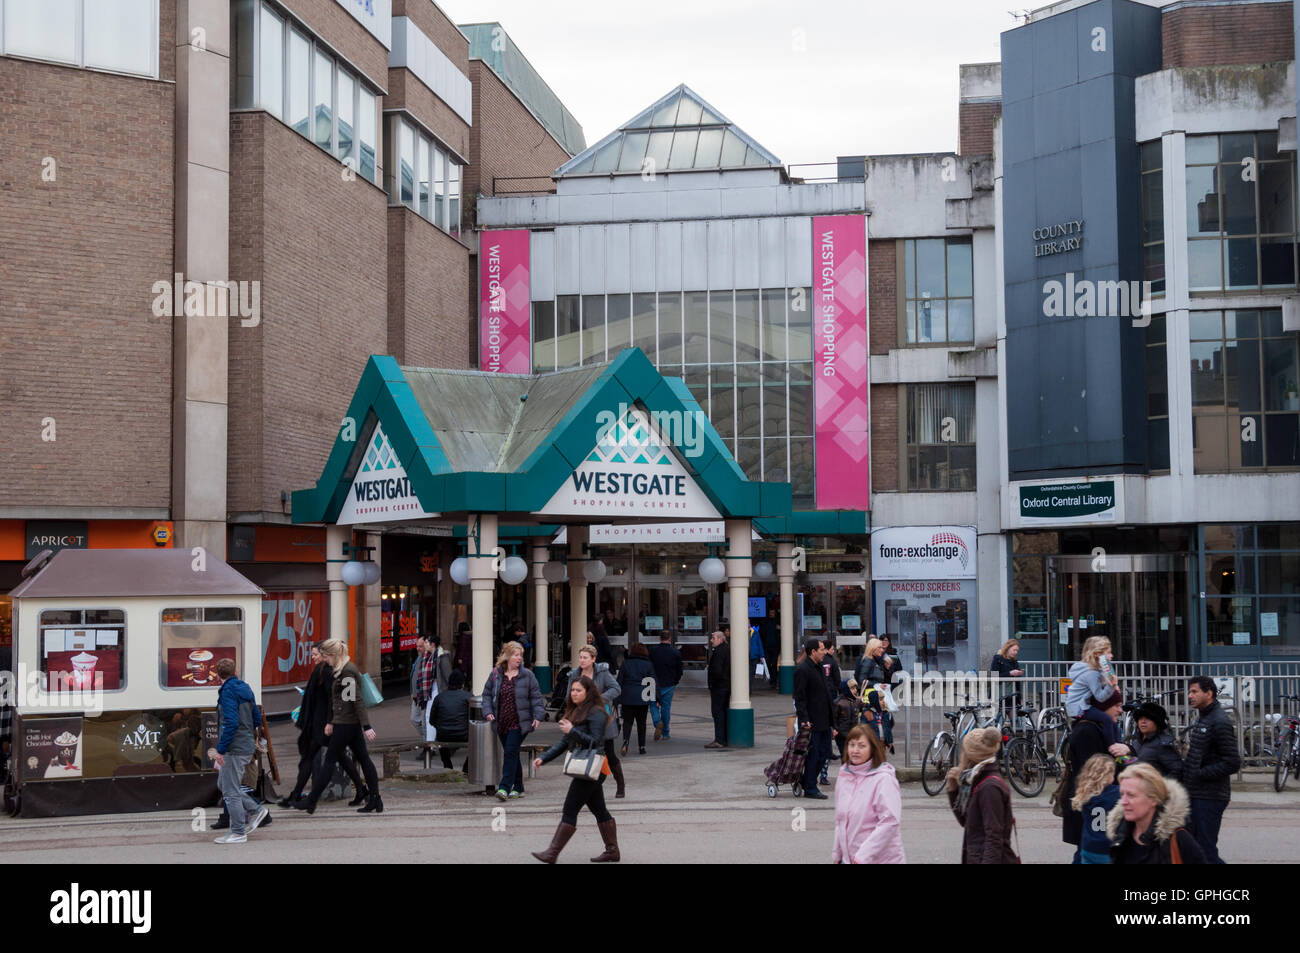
1049, 555, 1189, 661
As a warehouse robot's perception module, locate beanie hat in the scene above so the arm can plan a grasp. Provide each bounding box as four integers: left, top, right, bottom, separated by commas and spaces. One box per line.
1135, 702, 1169, 732
962, 726, 1001, 763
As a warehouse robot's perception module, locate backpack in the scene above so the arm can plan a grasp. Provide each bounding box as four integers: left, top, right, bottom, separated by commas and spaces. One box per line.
1050, 718, 1103, 818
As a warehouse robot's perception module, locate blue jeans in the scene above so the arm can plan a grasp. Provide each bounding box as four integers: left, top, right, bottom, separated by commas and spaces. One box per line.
498, 728, 524, 794
650, 685, 676, 736
1189, 797, 1227, 864
218, 753, 262, 836
801, 729, 833, 794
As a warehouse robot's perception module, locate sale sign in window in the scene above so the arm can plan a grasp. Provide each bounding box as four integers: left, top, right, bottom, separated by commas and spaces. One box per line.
261, 592, 326, 686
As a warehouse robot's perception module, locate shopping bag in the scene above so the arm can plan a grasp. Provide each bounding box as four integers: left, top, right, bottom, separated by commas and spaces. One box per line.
359, 672, 384, 707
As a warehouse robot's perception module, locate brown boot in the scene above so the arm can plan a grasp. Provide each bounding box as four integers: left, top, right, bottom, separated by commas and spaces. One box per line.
531, 822, 576, 864
591, 818, 621, 862
611, 760, 626, 799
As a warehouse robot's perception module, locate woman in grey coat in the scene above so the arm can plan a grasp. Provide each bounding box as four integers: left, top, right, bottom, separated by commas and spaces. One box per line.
568, 644, 626, 798
483, 641, 546, 799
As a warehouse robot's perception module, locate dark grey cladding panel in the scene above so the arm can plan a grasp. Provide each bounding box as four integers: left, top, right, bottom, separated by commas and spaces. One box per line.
999, 0, 1162, 480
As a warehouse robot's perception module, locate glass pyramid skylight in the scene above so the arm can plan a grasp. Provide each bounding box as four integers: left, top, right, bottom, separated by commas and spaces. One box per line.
556, 85, 782, 176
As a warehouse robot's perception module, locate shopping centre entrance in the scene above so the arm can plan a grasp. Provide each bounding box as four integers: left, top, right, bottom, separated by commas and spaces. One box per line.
1048, 554, 1191, 662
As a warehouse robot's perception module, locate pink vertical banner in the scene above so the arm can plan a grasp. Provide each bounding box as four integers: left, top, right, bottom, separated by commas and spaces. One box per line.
812, 215, 870, 509
479, 229, 531, 373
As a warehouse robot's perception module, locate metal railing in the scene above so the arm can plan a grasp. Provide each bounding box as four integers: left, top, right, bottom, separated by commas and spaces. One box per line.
491, 176, 557, 195
890, 662, 1300, 777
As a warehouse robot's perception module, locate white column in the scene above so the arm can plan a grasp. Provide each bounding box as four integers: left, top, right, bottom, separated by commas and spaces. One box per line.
361, 531, 383, 677
567, 525, 588, 667
468, 514, 498, 698
532, 543, 549, 673
777, 541, 795, 693
726, 519, 753, 732
327, 524, 350, 643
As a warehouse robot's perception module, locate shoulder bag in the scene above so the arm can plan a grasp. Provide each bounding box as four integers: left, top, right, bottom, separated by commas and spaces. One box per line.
563, 746, 607, 780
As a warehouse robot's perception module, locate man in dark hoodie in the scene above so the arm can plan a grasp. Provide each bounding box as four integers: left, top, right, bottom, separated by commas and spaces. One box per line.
212, 658, 268, 844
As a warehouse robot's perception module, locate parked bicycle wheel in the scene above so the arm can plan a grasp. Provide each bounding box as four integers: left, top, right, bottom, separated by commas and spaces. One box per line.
1004, 737, 1046, 797
921, 734, 955, 797
1275, 732, 1295, 792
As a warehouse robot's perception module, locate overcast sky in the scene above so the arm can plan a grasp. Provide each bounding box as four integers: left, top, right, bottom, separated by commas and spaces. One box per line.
437, 0, 1034, 168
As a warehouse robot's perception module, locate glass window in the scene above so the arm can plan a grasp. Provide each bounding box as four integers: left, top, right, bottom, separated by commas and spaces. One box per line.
581, 295, 606, 363
1146, 317, 1170, 471
709, 291, 733, 364
607, 294, 632, 355
906, 384, 976, 490
632, 293, 656, 362
358, 87, 377, 183
736, 365, 761, 440
1140, 139, 1165, 294
5, 0, 77, 64
399, 121, 415, 208
312, 49, 333, 152
763, 363, 787, 440
337, 68, 355, 165
160, 607, 244, 689
720, 130, 747, 167
417, 138, 431, 219
789, 363, 813, 436
618, 132, 649, 173
737, 438, 761, 480
684, 291, 709, 364
675, 96, 703, 125
38, 609, 125, 692
735, 290, 760, 363
1191, 309, 1300, 471
286, 29, 310, 136
711, 366, 734, 440
645, 131, 672, 173
259, 5, 284, 118
84, 0, 154, 74
433, 148, 446, 228
556, 295, 581, 369
657, 292, 683, 368
902, 238, 974, 344
669, 130, 699, 168
448, 161, 461, 238
760, 289, 786, 361
695, 128, 724, 167
232, 0, 255, 105
1186, 133, 1299, 293
532, 301, 555, 373
788, 287, 812, 361
790, 437, 814, 506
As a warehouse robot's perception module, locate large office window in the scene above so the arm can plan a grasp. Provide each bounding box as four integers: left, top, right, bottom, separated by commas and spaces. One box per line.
2, 0, 157, 77
1191, 309, 1300, 471
905, 383, 976, 490
1146, 315, 1170, 472
384, 115, 465, 238
1202, 524, 1300, 649
1141, 140, 1165, 295
1186, 133, 1298, 292
901, 238, 974, 345
230, 1, 379, 184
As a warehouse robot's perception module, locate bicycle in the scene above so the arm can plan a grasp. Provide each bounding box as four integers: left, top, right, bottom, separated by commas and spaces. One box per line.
1002, 703, 1070, 798
1273, 695, 1300, 792
920, 698, 990, 797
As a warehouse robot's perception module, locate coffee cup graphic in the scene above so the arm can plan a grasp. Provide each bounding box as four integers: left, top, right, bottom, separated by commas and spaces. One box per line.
70, 652, 98, 689
188, 649, 214, 683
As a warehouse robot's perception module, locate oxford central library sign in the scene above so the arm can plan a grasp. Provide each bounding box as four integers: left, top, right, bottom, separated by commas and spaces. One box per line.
1017, 479, 1119, 526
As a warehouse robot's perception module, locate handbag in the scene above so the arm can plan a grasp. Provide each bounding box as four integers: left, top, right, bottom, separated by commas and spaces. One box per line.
562, 746, 606, 780
359, 672, 384, 708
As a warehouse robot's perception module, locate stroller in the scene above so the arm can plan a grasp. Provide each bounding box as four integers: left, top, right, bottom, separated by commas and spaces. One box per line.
764, 724, 812, 798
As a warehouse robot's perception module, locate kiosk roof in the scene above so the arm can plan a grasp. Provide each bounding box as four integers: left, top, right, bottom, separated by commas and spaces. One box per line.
10, 549, 264, 600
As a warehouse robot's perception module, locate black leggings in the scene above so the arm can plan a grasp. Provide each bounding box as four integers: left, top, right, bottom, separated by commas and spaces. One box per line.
621, 706, 648, 747
561, 776, 612, 826
290, 734, 362, 800
308, 724, 379, 806
604, 738, 621, 771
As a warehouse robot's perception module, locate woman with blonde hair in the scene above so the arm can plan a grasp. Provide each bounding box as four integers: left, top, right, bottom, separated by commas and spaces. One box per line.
300, 639, 383, 814
1071, 753, 1120, 864
482, 640, 545, 800
1108, 762, 1204, 864
854, 636, 898, 752
1065, 636, 1122, 745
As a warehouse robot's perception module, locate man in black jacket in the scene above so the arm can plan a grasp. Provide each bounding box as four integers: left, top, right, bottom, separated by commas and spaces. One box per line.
647, 631, 684, 741
793, 636, 836, 799
1184, 676, 1240, 864
1060, 693, 1129, 861
706, 631, 730, 748
430, 670, 472, 771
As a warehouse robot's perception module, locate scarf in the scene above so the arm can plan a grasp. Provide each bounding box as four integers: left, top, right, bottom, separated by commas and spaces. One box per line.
951, 756, 999, 821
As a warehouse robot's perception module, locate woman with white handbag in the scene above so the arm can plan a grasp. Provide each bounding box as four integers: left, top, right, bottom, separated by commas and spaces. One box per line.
530, 675, 621, 864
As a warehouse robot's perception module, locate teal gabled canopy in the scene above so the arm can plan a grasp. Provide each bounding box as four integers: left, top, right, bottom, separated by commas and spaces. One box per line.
291, 348, 795, 524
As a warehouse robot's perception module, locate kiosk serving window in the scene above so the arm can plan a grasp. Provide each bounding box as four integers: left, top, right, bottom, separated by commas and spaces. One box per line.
160, 607, 243, 688
38, 609, 125, 691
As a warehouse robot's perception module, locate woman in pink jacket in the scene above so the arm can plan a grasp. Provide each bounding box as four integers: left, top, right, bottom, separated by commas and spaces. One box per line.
832, 725, 906, 864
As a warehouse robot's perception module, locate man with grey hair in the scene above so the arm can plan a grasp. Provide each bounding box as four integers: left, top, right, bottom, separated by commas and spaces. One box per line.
706, 630, 730, 748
